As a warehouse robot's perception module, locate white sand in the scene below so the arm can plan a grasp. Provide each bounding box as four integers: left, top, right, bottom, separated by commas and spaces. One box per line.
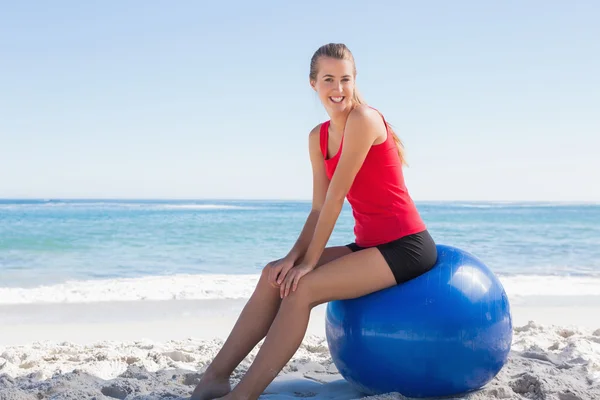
1, 298, 600, 400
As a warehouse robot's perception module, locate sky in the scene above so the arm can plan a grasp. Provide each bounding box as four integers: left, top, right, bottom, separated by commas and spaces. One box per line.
1, 1, 598, 202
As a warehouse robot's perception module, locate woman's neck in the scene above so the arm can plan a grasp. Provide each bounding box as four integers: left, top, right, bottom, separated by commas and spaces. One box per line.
328, 109, 353, 138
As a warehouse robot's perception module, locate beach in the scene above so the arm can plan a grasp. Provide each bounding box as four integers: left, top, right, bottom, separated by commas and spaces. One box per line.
1, 292, 600, 400
2, 200, 600, 399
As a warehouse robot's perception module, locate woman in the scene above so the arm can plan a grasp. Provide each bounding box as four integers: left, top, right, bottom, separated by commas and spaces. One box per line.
192, 43, 437, 400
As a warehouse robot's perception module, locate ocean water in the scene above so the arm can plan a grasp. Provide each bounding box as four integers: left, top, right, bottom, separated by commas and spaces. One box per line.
1, 199, 600, 304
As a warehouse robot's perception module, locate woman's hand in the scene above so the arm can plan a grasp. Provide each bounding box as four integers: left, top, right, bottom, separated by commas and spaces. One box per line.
280, 262, 315, 298
267, 256, 296, 289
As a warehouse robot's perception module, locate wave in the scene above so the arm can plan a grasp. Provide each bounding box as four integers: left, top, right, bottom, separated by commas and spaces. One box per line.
160, 204, 255, 210
1, 273, 600, 305
423, 201, 600, 209
0, 274, 260, 305
0, 201, 257, 211
499, 275, 600, 297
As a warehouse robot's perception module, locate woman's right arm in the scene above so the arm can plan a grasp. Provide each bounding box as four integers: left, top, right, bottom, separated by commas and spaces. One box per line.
267, 124, 329, 286
285, 124, 329, 262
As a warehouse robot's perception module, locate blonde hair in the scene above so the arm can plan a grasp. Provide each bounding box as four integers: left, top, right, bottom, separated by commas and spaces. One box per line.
309, 43, 406, 165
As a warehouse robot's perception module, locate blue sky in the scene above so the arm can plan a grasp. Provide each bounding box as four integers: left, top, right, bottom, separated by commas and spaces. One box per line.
1, 1, 598, 201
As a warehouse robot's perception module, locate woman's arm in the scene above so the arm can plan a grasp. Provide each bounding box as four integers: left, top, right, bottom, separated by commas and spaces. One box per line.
285, 124, 330, 262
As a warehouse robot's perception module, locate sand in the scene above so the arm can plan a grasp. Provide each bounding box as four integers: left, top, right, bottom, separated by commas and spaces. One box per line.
1, 298, 600, 400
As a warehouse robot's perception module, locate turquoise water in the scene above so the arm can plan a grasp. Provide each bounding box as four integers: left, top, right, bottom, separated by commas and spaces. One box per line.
1, 199, 600, 302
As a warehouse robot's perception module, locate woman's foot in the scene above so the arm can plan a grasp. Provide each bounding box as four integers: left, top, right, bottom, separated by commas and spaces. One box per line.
190, 372, 231, 400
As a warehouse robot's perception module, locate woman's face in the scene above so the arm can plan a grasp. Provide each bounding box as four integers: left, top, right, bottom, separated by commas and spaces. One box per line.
311, 57, 356, 116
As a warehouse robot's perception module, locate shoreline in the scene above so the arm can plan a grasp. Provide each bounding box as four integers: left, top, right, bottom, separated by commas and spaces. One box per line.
1, 296, 600, 346
0, 295, 598, 343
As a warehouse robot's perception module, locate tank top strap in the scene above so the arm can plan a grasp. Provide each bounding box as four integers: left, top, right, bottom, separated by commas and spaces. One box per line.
368, 106, 388, 126
367, 106, 392, 145
319, 121, 330, 159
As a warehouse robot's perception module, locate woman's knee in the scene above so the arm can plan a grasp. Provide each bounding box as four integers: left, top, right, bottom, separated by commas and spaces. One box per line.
281, 281, 317, 308
261, 264, 271, 279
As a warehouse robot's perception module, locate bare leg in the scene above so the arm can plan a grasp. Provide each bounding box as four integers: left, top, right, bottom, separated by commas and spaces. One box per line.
220, 247, 397, 400
191, 246, 351, 400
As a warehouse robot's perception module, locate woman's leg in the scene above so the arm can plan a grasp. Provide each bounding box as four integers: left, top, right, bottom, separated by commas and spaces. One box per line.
220, 247, 396, 400
191, 246, 352, 400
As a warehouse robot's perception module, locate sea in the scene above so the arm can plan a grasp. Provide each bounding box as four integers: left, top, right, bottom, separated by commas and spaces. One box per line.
1, 199, 600, 305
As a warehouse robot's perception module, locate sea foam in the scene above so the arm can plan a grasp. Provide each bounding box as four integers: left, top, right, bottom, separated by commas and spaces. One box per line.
1, 274, 600, 305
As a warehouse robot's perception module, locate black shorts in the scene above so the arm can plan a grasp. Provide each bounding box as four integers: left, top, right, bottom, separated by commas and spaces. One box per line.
346, 230, 437, 284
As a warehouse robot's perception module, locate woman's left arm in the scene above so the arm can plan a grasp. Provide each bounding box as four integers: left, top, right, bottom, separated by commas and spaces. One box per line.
281, 106, 385, 296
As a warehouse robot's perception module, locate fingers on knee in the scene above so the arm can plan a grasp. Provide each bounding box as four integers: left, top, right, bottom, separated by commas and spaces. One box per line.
283, 282, 314, 306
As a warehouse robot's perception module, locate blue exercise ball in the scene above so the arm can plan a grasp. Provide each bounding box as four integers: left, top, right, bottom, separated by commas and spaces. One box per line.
325, 244, 512, 398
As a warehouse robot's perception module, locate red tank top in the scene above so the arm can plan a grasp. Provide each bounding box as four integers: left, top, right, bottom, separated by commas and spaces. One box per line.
320, 111, 426, 247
